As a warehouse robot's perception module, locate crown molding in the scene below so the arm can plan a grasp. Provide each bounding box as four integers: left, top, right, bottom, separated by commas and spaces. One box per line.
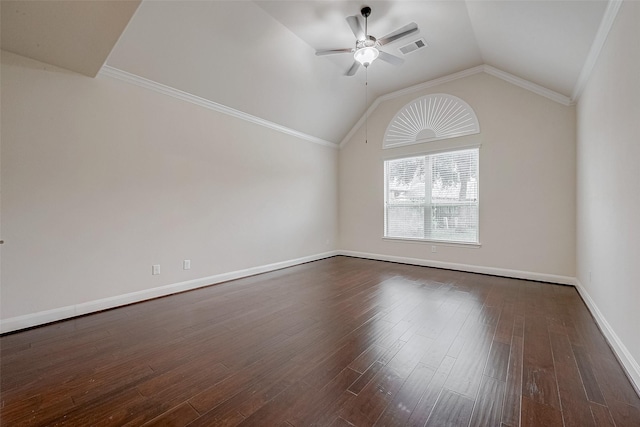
482, 65, 572, 106
378, 65, 486, 104
571, 0, 623, 102
99, 61, 573, 151
339, 64, 571, 149
97, 65, 338, 149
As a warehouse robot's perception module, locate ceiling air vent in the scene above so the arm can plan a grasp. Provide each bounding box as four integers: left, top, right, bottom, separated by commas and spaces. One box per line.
399, 38, 428, 55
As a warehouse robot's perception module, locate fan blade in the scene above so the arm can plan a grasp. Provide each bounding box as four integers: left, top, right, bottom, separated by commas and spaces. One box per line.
345, 61, 361, 76
377, 51, 405, 66
378, 22, 419, 45
346, 15, 365, 40
315, 48, 353, 56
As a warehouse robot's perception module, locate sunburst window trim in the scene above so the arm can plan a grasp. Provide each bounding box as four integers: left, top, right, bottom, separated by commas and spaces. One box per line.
383, 93, 480, 149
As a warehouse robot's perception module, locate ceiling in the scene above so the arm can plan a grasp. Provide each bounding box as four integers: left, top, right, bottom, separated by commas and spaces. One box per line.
0, 0, 140, 77
1, 1, 610, 144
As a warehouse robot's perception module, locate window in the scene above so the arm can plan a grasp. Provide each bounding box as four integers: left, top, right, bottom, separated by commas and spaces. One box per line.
384, 148, 479, 244
383, 94, 480, 149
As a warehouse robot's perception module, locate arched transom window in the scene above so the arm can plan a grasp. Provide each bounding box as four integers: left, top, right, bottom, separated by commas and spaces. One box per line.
383, 93, 480, 149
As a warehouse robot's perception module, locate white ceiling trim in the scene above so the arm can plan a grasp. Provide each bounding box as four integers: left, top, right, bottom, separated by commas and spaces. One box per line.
97, 65, 339, 148
482, 65, 572, 106
339, 64, 571, 149
571, 0, 623, 102
97, 62, 570, 151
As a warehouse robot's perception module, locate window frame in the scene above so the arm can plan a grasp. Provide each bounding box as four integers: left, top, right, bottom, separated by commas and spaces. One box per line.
383, 145, 481, 247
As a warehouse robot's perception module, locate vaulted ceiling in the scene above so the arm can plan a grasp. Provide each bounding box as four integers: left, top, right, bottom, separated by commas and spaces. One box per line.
1, 1, 611, 144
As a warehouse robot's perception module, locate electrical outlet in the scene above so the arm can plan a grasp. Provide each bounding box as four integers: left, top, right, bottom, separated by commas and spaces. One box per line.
183, 259, 191, 270
152, 264, 160, 275
431, 246, 437, 253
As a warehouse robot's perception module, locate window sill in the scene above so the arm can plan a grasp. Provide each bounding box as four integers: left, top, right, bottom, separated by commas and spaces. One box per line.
382, 236, 482, 249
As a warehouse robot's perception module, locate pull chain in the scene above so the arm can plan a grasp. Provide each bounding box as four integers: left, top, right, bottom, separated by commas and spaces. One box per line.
365, 67, 368, 144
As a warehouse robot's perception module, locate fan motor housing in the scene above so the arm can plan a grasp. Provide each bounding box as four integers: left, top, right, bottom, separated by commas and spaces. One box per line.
357, 35, 378, 49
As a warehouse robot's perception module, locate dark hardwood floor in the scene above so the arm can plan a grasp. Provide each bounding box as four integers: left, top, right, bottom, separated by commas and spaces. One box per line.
1, 256, 639, 426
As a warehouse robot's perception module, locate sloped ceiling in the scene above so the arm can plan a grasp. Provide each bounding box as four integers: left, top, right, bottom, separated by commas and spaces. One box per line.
1, 0, 610, 144
105, 1, 366, 143
0, 0, 140, 77
465, 0, 607, 96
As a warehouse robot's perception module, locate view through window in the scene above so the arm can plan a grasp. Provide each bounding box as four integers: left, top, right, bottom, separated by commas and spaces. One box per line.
384, 148, 479, 244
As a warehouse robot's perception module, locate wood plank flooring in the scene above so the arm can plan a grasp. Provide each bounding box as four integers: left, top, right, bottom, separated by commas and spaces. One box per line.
1, 256, 639, 426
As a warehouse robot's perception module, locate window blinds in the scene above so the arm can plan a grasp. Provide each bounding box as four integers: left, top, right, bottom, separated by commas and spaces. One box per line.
384, 148, 479, 244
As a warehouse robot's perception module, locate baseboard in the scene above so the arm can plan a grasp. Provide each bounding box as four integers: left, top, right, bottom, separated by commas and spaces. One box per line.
338, 250, 639, 393
338, 251, 640, 395
0, 250, 340, 334
3, 250, 638, 396
338, 250, 576, 285
574, 279, 640, 395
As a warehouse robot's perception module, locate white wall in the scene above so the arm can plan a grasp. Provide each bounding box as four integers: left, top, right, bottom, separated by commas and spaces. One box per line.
576, 1, 640, 385
339, 72, 576, 280
0, 51, 338, 324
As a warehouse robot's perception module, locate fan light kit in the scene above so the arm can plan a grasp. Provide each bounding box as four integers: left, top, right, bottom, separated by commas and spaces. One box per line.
315, 6, 419, 76
354, 46, 379, 67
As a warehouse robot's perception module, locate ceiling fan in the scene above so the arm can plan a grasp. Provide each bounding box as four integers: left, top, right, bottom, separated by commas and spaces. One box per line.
315, 6, 419, 76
